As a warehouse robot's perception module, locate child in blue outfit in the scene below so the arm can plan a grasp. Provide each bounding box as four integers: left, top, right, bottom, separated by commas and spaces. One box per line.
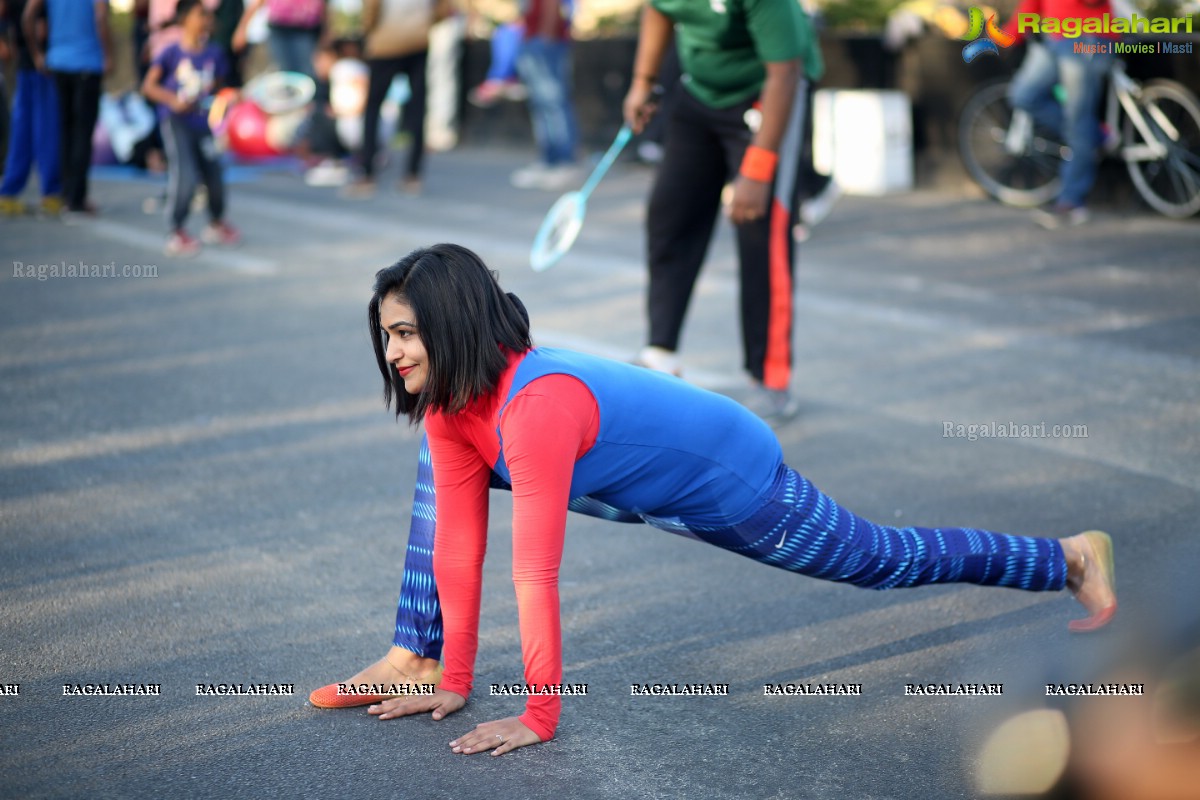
142, 0, 239, 256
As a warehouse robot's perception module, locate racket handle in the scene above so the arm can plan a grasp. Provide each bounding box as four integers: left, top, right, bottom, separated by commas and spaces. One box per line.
578, 125, 633, 199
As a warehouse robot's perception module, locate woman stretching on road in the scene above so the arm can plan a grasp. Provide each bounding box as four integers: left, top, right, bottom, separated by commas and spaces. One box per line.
314, 243, 1116, 756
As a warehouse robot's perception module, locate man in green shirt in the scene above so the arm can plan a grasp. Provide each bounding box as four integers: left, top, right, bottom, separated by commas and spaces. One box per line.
623, 0, 816, 424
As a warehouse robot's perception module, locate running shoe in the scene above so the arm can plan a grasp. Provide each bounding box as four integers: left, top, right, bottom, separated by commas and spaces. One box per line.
340, 178, 377, 199
304, 159, 350, 187
742, 383, 801, 428
1032, 203, 1089, 230
468, 78, 527, 108
800, 179, 843, 227
634, 346, 683, 377
165, 230, 201, 257
40, 195, 64, 216
510, 162, 550, 189
201, 221, 241, 246
0, 196, 25, 217
534, 164, 581, 191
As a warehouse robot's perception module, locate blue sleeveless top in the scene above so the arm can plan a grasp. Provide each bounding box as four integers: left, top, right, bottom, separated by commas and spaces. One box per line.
490, 348, 782, 528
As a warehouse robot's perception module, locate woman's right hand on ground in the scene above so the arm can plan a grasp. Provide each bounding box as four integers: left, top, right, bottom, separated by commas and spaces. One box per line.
368, 688, 466, 721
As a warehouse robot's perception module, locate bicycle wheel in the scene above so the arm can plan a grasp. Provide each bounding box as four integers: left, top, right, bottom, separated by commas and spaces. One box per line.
959, 81, 1063, 207
1123, 79, 1200, 218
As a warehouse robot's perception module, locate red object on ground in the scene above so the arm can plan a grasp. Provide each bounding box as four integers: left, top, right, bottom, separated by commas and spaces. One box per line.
225, 101, 282, 159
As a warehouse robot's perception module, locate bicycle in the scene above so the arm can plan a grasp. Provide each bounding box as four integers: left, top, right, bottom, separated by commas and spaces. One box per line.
958, 59, 1200, 218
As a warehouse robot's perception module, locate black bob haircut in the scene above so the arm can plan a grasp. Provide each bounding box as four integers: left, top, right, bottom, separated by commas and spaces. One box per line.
369, 243, 532, 423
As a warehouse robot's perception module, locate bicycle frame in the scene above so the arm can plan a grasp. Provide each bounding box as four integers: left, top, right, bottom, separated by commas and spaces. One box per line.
961, 55, 1200, 217
1005, 61, 1172, 163
1108, 64, 1179, 163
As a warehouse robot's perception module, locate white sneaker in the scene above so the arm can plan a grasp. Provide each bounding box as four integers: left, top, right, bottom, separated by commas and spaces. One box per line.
304, 160, 350, 187
800, 179, 843, 226
511, 162, 550, 189
535, 164, 580, 191
635, 346, 682, 377
636, 141, 664, 164
1032, 203, 1090, 230
511, 162, 580, 191
742, 383, 800, 428
164, 230, 201, 257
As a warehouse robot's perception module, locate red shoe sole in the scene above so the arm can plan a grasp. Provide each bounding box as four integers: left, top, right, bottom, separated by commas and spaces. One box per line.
1068, 602, 1117, 633
308, 683, 394, 709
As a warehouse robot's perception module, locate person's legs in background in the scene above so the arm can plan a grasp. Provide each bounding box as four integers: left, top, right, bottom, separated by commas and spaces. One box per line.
510, 35, 578, 190
795, 78, 841, 235
31, 71, 62, 211
1008, 40, 1112, 228
1007, 41, 1062, 135
54, 71, 102, 216
469, 21, 527, 107
0, 65, 9, 173
1049, 37, 1113, 213
1, 69, 62, 216
724, 90, 805, 422
0, 71, 36, 214
425, 15, 463, 151
343, 55, 401, 198
640, 92, 728, 377
161, 114, 202, 255
195, 126, 239, 245
396, 50, 428, 191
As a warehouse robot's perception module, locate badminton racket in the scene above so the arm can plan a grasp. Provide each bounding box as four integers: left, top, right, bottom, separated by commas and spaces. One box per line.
241, 71, 316, 115
530, 124, 633, 272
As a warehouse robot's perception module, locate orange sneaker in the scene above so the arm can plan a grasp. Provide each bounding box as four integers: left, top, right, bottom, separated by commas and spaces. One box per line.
309, 663, 443, 709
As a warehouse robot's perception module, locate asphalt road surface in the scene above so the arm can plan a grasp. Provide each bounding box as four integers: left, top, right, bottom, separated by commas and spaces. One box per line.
2, 146, 1198, 800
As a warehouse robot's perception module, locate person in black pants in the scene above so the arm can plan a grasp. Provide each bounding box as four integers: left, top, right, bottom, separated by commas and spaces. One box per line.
25, 0, 111, 219
354, 50, 425, 193
623, 0, 813, 425
342, 0, 444, 198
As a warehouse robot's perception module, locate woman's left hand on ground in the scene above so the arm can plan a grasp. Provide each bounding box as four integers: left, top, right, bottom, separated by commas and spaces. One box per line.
728, 175, 771, 225
368, 687, 465, 720
449, 716, 541, 756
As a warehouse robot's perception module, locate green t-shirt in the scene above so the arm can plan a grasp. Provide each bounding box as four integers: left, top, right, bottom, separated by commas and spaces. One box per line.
798, 10, 824, 85
652, 0, 813, 108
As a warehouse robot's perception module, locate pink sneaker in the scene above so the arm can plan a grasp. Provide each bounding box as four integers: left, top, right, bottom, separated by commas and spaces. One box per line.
165, 230, 201, 257
469, 79, 525, 108
468, 79, 507, 108
202, 221, 241, 246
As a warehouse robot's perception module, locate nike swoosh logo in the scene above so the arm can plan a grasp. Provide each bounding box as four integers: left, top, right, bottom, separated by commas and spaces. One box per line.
774, 531, 787, 549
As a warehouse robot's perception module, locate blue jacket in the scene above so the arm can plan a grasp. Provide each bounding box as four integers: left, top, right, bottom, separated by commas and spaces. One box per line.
491, 347, 782, 528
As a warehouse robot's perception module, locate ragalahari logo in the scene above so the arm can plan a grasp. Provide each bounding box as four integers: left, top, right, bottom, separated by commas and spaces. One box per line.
961, 6, 1016, 62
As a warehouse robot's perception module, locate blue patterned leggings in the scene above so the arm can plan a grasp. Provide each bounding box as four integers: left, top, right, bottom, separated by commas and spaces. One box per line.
394, 437, 1067, 659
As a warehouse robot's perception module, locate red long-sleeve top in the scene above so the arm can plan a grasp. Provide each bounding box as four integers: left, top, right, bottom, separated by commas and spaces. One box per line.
425, 350, 599, 742
1003, 0, 1117, 46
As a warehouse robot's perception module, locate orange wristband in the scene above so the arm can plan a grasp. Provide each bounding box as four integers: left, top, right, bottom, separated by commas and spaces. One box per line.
739, 145, 778, 183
